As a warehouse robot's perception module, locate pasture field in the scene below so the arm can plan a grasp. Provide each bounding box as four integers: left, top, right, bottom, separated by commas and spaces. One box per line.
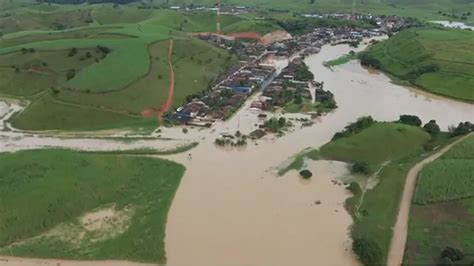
415, 159, 474, 204
362, 27, 474, 101
11, 94, 158, 131
320, 122, 430, 169
0, 149, 185, 263
405, 134, 474, 265
0, 4, 253, 131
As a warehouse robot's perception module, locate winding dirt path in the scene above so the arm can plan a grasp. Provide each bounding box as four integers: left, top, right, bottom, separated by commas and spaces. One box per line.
386, 133, 473, 266
158, 39, 175, 119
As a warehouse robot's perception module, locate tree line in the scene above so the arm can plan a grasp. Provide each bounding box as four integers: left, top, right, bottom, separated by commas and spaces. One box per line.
36, 0, 140, 4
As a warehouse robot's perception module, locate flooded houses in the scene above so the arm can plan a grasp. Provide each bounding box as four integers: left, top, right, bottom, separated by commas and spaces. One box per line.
168, 13, 413, 126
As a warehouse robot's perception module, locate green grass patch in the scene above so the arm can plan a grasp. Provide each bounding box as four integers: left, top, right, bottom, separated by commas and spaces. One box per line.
317, 121, 458, 264
278, 148, 319, 176
406, 135, 474, 265
414, 134, 474, 204
362, 27, 474, 101
11, 94, 158, 131
87, 142, 199, 156
320, 122, 431, 169
324, 52, 359, 67
0, 149, 185, 263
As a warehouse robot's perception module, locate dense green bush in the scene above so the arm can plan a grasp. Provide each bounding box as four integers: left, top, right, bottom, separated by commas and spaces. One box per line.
299, 169, 313, 179
423, 120, 440, 136
332, 116, 376, 140
399, 115, 422, 127
352, 236, 383, 266
346, 182, 362, 196
351, 161, 370, 175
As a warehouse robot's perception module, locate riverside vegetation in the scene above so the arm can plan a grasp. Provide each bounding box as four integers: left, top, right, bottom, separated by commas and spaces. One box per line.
278, 115, 473, 265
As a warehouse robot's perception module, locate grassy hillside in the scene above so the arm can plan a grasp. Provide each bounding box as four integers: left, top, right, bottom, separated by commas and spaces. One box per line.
405, 134, 474, 265
362, 27, 474, 101
0, 149, 185, 263
320, 122, 431, 168
319, 122, 449, 265
0, 4, 263, 131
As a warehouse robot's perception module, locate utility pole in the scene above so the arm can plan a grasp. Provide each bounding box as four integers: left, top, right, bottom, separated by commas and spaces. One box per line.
216, 0, 222, 34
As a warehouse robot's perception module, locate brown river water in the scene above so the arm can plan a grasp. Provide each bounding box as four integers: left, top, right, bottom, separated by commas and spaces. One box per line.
0, 39, 472, 266
162, 40, 474, 266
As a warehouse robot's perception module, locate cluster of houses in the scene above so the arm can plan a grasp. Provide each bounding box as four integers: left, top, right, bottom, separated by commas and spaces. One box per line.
169, 4, 250, 16
168, 13, 413, 126
252, 57, 325, 112
169, 62, 276, 126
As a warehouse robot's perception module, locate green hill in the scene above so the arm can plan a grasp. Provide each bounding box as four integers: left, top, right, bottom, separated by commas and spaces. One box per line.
362, 27, 474, 101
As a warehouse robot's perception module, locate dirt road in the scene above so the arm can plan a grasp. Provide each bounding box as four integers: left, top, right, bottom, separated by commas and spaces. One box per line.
158, 39, 175, 118
386, 133, 472, 266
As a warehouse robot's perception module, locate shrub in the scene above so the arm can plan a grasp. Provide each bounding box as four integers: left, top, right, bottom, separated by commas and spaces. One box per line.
332, 116, 375, 140
346, 182, 362, 196
96, 45, 111, 54
68, 48, 77, 57
423, 120, 440, 136
352, 237, 383, 266
441, 247, 464, 262
449, 121, 474, 137
299, 169, 313, 179
66, 69, 76, 80
352, 161, 370, 175
399, 115, 422, 127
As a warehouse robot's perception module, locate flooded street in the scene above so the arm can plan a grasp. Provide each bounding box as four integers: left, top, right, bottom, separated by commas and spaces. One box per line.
163, 40, 473, 266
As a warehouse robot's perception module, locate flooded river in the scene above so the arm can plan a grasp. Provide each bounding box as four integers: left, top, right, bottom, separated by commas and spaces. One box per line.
0, 38, 472, 266
163, 40, 473, 266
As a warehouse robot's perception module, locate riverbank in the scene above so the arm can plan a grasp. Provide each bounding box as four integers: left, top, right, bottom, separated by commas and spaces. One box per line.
360, 26, 474, 102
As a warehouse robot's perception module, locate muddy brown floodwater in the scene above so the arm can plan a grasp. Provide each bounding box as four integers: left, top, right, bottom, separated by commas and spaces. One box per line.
162, 39, 473, 266
0, 38, 472, 266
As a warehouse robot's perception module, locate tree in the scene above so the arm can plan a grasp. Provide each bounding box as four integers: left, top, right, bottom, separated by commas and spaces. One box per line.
66, 69, 76, 80
399, 115, 422, 127
299, 169, 312, 179
352, 237, 383, 266
352, 161, 370, 175
68, 48, 77, 57
449, 122, 473, 136
423, 120, 440, 136
346, 182, 362, 196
